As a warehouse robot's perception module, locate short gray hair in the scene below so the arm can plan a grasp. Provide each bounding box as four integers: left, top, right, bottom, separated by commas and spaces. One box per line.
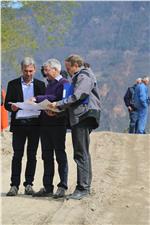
21, 57, 36, 68
136, 77, 142, 83
143, 76, 150, 82
43, 58, 61, 72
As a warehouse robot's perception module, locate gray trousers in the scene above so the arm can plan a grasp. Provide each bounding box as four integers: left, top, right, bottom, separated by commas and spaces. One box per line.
71, 124, 92, 191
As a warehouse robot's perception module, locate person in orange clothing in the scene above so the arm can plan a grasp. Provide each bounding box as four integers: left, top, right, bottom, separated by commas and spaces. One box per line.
1, 88, 9, 132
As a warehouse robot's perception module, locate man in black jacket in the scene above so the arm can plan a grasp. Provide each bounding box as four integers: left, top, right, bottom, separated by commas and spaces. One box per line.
5, 57, 45, 196
124, 78, 142, 133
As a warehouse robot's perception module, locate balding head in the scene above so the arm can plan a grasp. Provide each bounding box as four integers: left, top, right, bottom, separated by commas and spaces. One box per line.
136, 78, 142, 84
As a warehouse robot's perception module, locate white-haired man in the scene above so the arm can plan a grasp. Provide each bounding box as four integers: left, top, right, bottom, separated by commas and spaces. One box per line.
32, 58, 69, 198
134, 76, 150, 134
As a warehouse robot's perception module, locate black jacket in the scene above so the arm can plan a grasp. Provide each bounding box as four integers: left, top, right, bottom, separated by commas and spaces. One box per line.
5, 77, 45, 132
124, 84, 137, 110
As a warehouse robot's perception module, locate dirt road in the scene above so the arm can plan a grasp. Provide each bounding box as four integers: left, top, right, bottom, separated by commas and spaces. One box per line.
1, 131, 150, 225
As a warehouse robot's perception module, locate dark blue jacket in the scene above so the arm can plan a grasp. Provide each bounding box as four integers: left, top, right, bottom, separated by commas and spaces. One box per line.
124, 85, 137, 110
36, 77, 69, 126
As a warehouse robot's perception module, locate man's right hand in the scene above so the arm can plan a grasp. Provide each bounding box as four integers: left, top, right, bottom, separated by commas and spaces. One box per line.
29, 97, 36, 102
11, 104, 19, 112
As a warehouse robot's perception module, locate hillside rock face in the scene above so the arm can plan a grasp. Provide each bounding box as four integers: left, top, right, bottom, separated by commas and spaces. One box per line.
2, 2, 150, 132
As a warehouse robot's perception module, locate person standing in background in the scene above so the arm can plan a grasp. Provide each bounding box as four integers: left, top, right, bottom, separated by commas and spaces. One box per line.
124, 78, 142, 133
134, 76, 150, 134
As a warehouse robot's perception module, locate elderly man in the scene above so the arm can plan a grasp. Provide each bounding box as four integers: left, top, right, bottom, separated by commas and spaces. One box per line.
32, 58, 69, 198
5, 57, 45, 196
134, 76, 150, 134
124, 78, 142, 133
48, 55, 101, 200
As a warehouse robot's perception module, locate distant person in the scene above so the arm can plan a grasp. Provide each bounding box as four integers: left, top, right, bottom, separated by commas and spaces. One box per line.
134, 76, 150, 134
4, 57, 45, 196
47, 54, 101, 200
31, 59, 69, 198
124, 78, 142, 133
1, 87, 8, 132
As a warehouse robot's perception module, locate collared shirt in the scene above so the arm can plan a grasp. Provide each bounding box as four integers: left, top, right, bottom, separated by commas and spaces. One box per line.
47, 74, 63, 84
55, 74, 63, 81
21, 77, 34, 101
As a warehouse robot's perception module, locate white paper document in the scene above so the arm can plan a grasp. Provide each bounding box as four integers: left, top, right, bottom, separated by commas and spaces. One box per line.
9, 99, 62, 113
16, 110, 41, 119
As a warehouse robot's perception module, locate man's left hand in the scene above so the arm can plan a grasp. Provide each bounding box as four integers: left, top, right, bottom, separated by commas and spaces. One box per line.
48, 102, 57, 110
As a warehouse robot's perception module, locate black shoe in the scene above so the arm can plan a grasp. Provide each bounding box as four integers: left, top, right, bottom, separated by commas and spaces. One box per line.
66, 189, 90, 200
24, 185, 34, 195
53, 187, 66, 199
32, 188, 53, 197
6, 186, 18, 196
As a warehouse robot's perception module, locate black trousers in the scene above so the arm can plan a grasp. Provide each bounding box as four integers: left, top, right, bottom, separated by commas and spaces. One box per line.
71, 124, 92, 191
40, 126, 68, 192
11, 126, 40, 188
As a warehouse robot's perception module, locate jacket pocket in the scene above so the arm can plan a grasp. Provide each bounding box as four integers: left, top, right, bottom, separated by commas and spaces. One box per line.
73, 104, 87, 116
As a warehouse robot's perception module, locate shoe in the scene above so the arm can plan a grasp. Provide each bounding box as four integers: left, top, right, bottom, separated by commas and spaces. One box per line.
6, 186, 18, 196
66, 189, 90, 200
24, 185, 34, 195
53, 187, 66, 199
32, 188, 53, 197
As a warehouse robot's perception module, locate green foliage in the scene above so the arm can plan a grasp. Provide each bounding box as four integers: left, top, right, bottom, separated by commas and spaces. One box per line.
1, 1, 78, 53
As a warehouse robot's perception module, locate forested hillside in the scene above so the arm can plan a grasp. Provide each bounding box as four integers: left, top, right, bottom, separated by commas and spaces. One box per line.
2, 1, 150, 132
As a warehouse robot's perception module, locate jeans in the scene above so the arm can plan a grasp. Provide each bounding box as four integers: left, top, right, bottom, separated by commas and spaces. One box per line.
137, 107, 148, 134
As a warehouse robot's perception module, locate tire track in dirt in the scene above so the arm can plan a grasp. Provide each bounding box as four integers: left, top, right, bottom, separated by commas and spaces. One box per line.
1, 132, 150, 225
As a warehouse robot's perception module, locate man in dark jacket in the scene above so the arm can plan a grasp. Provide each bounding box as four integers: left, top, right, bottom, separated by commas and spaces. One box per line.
48, 55, 101, 200
5, 57, 45, 196
31, 58, 69, 199
124, 78, 142, 133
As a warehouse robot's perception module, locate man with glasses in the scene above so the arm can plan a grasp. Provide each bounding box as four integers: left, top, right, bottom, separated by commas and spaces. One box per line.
31, 58, 69, 198
5, 57, 45, 196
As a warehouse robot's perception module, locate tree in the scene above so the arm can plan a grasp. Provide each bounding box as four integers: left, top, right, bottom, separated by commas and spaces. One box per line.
1, 1, 78, 54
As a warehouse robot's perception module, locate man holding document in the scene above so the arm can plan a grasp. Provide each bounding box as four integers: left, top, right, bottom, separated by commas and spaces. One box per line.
5, 57, 45, 196
47, 55, 101, 200
31, 58, 69, 198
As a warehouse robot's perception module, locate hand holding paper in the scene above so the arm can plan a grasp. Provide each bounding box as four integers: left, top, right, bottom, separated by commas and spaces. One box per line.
11, 104, 19, 112
45, 110, 57, 117
47, 102, 57, 110
29, 97, 36, 102
9, 99, 62, 113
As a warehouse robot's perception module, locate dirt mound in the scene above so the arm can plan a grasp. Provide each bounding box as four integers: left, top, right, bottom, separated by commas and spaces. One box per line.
1, 131, 150, 225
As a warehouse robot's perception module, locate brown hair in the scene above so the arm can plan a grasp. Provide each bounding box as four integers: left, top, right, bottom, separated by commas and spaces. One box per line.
65, 54, 84, 67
